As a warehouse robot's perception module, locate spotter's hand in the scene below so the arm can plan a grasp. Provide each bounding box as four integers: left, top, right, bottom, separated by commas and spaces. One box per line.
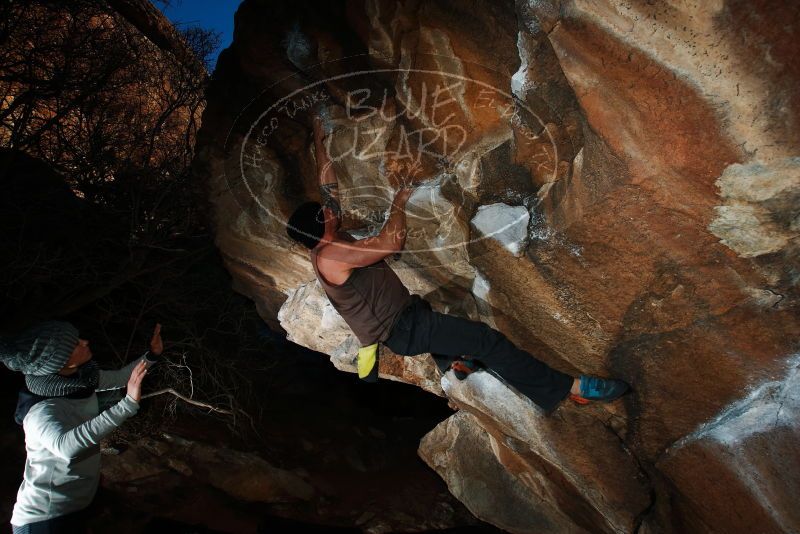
126, 360, 148, 402
149, 323, 163, 356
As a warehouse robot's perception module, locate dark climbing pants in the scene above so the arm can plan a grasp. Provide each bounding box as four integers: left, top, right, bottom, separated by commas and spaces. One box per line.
383, 295, 573, 412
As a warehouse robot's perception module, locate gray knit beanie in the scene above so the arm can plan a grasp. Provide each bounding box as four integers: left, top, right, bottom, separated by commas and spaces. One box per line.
0, 321, 79, 376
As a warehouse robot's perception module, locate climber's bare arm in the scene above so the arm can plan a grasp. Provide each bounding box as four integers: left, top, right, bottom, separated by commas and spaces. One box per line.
316, 188, 412, 281
315, 115, 341, 239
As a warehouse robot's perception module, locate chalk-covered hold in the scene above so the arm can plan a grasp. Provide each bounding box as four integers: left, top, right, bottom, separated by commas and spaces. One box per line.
470, 203, 529, 257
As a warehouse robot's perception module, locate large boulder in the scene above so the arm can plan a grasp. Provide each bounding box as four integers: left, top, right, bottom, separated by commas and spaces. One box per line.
420, 371, 650, 533
193, 0, 800, 531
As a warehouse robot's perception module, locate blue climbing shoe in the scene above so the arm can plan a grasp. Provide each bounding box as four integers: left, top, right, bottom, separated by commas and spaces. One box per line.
571, 375, 630, 403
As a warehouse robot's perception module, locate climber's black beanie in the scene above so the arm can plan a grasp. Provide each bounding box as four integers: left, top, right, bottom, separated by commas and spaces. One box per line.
286, 201, 325, 249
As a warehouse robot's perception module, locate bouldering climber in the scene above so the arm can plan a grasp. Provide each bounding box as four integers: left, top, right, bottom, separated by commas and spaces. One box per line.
0, 322, 163, 534
287, 112, 629, 413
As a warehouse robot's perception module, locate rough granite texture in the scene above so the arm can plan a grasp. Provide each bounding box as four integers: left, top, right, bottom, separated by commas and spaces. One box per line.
193, 1, 800, 532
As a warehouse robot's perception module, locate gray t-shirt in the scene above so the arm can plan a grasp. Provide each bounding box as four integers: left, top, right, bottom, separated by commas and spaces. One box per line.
310, 244, 412, 346
11, 356, 149, 526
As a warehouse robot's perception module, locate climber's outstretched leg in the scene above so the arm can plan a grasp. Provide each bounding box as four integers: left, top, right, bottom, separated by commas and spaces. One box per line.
384, 296, 629, 412
384, 296, 572, 412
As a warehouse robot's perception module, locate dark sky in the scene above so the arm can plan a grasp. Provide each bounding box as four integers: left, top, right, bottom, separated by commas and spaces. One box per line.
154, 0, 242, 70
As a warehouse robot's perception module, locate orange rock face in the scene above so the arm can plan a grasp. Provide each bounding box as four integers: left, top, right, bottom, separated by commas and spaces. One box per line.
194, 0, 800, 532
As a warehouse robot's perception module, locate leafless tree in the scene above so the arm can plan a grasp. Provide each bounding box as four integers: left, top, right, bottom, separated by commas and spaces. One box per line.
0, 1, 267, 436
